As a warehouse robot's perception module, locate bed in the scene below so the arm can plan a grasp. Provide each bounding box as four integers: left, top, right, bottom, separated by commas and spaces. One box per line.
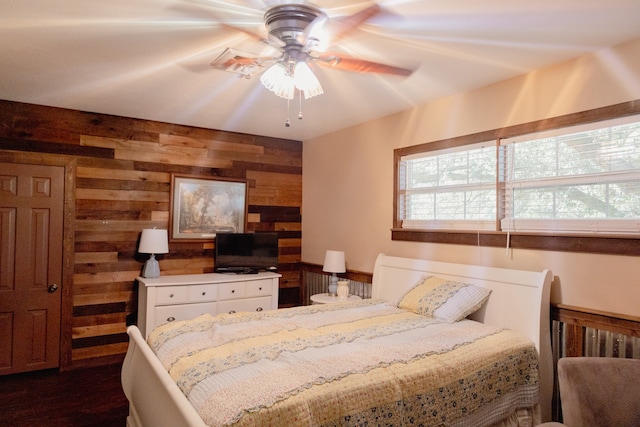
122, 253, 553, 426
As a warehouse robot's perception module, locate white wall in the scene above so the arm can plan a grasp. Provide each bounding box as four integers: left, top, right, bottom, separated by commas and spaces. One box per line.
302, 38, 640, 317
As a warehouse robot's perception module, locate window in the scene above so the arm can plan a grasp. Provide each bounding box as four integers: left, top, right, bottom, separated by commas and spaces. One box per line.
399, 142, 497, 230
502, 116, 640, 234
397, 112, 640, 236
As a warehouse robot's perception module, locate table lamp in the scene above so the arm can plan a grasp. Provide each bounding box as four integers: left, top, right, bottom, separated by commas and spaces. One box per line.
139, 228, 169, 278
322, 250, 345, 296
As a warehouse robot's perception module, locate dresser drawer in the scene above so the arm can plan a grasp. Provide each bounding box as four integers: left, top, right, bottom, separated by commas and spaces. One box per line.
156, 286, 188, 305
218, 282, 246, 300
218, 296, 272, 315
154, 302, 217, 328
245, 279, 273, 298
188, 284, 218, 302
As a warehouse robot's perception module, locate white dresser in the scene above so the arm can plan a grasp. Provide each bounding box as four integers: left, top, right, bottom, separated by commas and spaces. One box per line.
137, 272, 280, 338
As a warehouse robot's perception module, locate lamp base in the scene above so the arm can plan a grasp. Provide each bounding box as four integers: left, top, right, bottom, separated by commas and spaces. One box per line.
142, 254, 160, 278
328, 273, 338, 296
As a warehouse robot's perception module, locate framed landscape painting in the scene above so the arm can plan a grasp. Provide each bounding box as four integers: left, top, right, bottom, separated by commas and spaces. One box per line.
170, 174, 248, 241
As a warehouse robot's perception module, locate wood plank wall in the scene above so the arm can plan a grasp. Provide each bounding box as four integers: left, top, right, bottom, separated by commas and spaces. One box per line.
0, 99, 302, 369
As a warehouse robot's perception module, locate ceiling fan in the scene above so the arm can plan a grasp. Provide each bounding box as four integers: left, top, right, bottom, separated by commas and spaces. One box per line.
210, 3, 414, 103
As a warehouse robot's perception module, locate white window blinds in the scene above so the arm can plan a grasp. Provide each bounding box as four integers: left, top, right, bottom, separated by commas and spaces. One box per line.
399, 142, 498, 230
398, 114, 640, 235
501, 115, 640, 234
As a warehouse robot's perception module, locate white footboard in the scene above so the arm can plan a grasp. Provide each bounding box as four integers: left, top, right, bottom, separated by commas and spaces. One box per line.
121, 325, 206, 427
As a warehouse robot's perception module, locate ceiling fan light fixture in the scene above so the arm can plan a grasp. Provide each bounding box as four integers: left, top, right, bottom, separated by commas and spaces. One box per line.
260, 62, 294, 100
215, 2, 411, 114
293, 61, 323, 99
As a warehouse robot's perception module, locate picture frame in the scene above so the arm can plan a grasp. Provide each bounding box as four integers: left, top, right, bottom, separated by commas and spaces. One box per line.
169, 174, 248, 241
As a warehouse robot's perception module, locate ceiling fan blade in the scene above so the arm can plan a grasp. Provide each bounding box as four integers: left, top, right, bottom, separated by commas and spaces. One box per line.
314, 53, 413, 76
211, 54, 260, 68
302, 14, 329, 51
326, 4, 382, 42
302, 4, 382, 53
210, 49, 279, 76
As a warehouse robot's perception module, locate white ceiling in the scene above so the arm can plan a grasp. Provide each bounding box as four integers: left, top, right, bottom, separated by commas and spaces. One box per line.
2, 0, 640, 141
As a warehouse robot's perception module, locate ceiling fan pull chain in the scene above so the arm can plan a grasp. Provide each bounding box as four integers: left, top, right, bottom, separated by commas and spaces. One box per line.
285, 98, 291, 127
298, 90, 303, 120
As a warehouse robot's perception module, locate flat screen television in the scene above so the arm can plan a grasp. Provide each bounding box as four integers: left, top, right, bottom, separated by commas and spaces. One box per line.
214, 232, 278, 274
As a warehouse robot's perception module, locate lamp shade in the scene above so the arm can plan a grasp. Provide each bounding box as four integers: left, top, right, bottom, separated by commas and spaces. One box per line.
293, 61, 323, 99
322, 250, 345, 273
139, 229, 169, 254
260, 63, 295, 100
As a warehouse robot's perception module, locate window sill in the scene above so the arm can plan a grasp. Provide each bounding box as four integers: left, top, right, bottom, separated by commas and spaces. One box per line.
391, 228, 640, 256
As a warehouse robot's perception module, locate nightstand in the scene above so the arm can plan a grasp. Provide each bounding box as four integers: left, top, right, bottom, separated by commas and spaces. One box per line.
310, 293, 362, 304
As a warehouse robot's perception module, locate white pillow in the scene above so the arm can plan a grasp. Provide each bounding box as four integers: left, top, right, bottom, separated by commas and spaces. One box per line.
398, 275, 491, 322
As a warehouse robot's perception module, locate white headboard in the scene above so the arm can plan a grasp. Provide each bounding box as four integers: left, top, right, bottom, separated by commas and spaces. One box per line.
371, 253, 553, 421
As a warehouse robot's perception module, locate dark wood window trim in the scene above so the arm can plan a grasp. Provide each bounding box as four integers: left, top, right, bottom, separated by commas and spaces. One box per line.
393, 99, 640, 255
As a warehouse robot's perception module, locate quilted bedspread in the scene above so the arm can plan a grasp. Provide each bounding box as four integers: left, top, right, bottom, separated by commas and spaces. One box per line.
148, 299, 540, 427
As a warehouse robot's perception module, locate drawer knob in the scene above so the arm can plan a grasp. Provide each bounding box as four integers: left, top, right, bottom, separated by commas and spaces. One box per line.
231, 290, 235, 293
167, 317, 176, 322
202, 292, 206, 296
228, 310, 236, 314
259, 287, 262, 291
256, 307, 263, 312
169, 294, 174, 298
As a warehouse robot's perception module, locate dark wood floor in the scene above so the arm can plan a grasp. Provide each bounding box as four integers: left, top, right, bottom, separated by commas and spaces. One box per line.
0, 363, 128, 427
